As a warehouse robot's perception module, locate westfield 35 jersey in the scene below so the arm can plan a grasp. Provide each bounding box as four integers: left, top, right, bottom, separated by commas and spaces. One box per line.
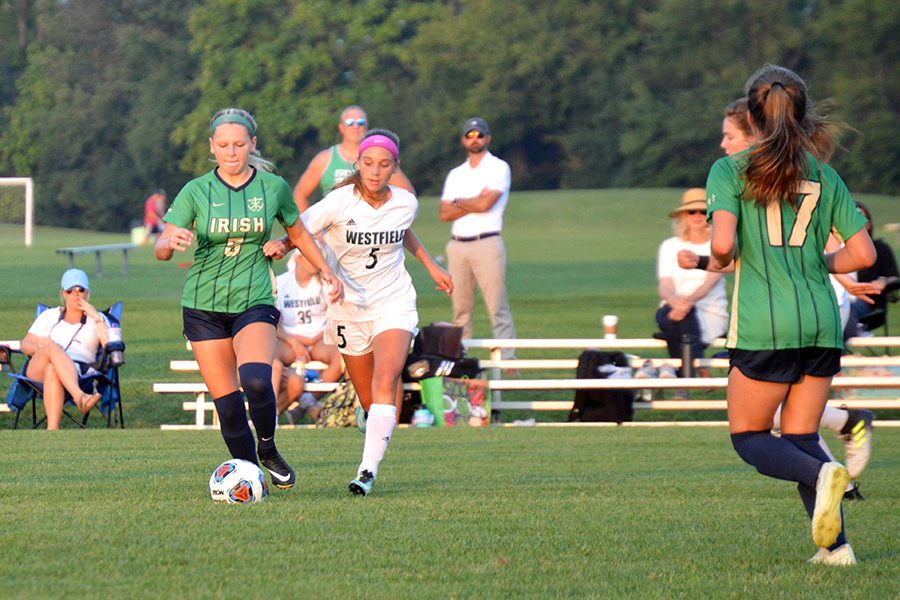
275, 271, 328, 337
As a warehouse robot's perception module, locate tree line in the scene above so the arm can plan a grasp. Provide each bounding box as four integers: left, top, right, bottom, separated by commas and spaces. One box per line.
0, 0, 896, 232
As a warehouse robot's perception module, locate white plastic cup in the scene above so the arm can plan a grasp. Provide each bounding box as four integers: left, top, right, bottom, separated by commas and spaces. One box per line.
602, 315, 618, 339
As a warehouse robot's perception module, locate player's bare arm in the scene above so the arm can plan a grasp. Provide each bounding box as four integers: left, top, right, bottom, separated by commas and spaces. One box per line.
677, 250, 735, 273
292, 149, 330, 213
710, 210, 738, 268
404, 228, 453, 295
155, 222, 193, 261
281, 220, 344, 305
825, 228, 877, 274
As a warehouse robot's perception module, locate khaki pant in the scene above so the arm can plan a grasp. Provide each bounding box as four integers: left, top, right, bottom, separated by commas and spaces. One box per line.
446, 235, 516, 359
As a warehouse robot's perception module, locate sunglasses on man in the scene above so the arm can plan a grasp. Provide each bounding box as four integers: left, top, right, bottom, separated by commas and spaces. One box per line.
65, 286, 87, 294
465, 130, 486, 140
343, 118, 367, 127
687, 210, 707, 216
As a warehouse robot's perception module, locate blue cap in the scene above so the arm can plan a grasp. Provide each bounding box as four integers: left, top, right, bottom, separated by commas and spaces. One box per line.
462, 117, 489, 136
60, 268, 90, 291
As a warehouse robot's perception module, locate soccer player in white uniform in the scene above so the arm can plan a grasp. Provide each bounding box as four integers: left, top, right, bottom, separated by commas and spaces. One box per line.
298, 129, 452, 496
273, 250, 343, 420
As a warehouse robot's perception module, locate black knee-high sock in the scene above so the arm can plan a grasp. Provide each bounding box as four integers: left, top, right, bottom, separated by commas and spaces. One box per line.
730, 430, 821, 487
214, 390, 256, 463
782, 433, 847, 550
239, 362, 277, 451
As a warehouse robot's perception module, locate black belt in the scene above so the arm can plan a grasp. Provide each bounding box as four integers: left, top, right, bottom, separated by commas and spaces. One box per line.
451, 232, 500, 242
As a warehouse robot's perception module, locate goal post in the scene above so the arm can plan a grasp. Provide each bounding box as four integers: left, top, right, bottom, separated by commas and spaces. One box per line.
0, 177, 34, 247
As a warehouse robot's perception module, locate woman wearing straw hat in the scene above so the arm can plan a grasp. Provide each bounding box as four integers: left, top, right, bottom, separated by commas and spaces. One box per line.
647, 189, 728, 384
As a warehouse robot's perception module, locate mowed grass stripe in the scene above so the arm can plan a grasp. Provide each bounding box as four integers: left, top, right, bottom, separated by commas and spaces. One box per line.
0, 427, 896, 598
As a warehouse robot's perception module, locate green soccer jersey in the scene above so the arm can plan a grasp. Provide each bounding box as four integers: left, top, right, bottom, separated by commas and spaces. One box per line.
318, 145, 355, 197
707, 152, 867, 350
164, 168, 300, 312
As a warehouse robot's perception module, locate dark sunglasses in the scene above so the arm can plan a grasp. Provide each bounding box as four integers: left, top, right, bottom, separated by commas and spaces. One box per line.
687, 210, 707, 216
65, 286, 86, 294
343, 118, 367, 127
465, 130, 486, 139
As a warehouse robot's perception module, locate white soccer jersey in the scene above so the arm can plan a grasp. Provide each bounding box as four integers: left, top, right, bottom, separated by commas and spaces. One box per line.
27, 307, 109, 364
302, 184, 417, 320
275, 271, 328, 337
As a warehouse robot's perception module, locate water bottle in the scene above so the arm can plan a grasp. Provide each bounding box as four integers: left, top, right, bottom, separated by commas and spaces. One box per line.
106, 322, 125, 367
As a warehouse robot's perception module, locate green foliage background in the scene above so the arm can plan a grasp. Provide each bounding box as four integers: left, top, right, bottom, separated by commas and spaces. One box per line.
0, 0, 898, 232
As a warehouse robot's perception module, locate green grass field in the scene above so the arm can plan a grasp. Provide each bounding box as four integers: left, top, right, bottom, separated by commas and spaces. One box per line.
1, 427, 897, 598
0, 189, 898, 596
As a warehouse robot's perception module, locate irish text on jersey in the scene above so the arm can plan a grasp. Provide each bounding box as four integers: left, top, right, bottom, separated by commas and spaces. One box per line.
209, 217, 265, 234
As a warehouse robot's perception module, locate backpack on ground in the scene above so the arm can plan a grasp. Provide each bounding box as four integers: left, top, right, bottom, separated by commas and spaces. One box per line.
568, 350, 634, 423
401, 322, 481, 423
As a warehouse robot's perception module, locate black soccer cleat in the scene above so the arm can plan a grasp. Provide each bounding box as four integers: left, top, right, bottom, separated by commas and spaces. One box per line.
843, 481, 865, 501
258, 447, 296, 489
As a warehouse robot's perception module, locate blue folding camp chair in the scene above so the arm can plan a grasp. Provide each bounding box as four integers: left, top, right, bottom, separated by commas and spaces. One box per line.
1, 302, 125, 429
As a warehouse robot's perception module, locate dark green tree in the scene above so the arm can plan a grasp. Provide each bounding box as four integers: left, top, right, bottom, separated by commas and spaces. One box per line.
175, 0, 445, 188
809, 0, 900, 194
614, 0, 810, 188
1, 0, 198, 231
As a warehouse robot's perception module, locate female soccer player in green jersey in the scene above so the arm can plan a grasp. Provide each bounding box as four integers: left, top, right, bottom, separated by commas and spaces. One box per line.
718, 98, 877, 496
155, 108, 343, 491
704, 66, 876, 566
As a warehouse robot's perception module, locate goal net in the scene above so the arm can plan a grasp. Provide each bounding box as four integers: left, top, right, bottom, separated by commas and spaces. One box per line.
0, 177, 34, 247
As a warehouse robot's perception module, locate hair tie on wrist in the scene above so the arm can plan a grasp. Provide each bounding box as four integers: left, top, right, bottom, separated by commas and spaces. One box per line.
696, 256, 710, 271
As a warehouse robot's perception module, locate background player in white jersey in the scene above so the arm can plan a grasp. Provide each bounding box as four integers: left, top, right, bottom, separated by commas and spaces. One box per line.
273, 250, 344, 421
285, 128, 452, 496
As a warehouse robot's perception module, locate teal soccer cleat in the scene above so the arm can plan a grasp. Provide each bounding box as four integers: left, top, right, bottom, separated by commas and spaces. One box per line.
355, 405, 367, 434
349, 469, 375, 496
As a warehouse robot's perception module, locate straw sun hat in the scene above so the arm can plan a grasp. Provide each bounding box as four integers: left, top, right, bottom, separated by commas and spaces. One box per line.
669, 188, 708, 217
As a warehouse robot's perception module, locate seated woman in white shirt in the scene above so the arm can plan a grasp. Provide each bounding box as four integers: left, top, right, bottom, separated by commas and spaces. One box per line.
653, 189, 729, 379
19, 269, 109, 430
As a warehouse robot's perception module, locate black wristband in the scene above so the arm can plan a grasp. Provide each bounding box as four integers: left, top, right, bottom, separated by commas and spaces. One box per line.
696, 256, 710, 271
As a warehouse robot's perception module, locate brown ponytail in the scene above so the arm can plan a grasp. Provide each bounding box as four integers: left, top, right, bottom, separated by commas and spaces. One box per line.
743, 66, 814, 208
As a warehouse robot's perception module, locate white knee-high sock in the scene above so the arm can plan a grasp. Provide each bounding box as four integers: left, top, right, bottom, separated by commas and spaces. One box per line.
359, 403, 397, 478
820, 405, 850, 433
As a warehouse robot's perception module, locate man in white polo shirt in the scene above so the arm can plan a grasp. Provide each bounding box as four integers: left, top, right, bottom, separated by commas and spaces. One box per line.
439, 117, 517, 360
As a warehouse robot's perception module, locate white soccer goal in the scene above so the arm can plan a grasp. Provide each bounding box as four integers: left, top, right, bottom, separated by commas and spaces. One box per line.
0, 177, 34, 247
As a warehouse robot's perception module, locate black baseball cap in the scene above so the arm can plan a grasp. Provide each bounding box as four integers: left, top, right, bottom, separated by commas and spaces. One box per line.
462, 117, 490, 136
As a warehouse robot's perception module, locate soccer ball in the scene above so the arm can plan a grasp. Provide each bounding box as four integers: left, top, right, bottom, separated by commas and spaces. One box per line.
209, 459, 268, 504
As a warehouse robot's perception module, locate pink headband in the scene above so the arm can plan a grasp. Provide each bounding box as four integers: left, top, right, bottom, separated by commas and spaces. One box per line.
358, 135, 399, 161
